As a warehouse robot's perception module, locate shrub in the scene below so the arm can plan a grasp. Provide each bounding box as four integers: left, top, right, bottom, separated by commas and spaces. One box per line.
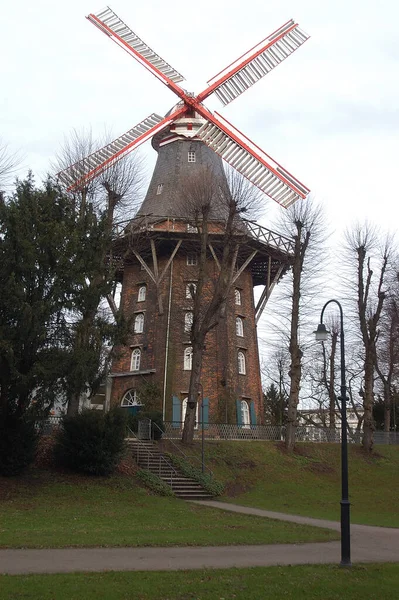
136, 469, 175, 496
165, 453, 224, 496
54, 408, 127, 476
0, 413, 38, 476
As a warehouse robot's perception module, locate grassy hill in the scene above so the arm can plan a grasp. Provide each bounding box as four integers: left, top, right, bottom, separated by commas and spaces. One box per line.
161, 440, 399, 527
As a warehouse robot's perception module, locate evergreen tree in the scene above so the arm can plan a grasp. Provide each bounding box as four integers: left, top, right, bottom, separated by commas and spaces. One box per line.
0, 175, 76, 420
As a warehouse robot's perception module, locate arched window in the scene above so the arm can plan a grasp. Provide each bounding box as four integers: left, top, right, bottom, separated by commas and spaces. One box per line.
241, 400, 250, 429
238, 351, 246, 375
236, 316, 244, 337
186, 282, 197, 299
138, 286, 146, 302
235, 289, 241, 305
121, 389, 141, 407
131, 348, 141, 371
182, 397, 199, 429
185, 312, 193, 333
134, 313, 144, 333
184, 347, 193, 370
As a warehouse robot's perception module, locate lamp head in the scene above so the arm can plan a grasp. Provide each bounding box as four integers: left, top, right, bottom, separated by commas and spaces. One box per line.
314, 323, 329, 342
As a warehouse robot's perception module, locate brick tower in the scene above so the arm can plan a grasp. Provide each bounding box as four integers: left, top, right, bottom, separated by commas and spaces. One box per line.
109, 118, 294, 429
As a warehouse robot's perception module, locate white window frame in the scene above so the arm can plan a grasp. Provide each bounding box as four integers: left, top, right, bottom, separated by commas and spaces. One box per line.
236, 316, 244, 337
121, 389, 142, 407
235, 289, 241, 305
186, 282, 197, 299
184, 311, 193, 333
238, 351, 246, 375
138, 286, 146, 302
184, 347, 193, 370
187, 253, 198, 266
131, 348, 141, 371
188, 151, 196, 163
182, 397, 199, 429
134, 313, 144, 333
156, 183, 163, 195
241, 400, 250, 429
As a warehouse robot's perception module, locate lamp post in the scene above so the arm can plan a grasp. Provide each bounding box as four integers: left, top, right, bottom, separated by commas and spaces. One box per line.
314, 299, 351, 567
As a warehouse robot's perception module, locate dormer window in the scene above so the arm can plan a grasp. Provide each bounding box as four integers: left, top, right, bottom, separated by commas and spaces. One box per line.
188, 151, 196, 163
156, 183, 163, 195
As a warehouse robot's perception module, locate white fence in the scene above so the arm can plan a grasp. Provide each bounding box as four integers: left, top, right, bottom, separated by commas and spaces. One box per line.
164, 422, 399, 445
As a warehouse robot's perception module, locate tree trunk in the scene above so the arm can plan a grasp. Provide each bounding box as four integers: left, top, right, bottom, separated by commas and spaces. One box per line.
285, 228, 307, 451
329, 332, 337, 429
182, 340, 204, 444
362, 352, 375, 452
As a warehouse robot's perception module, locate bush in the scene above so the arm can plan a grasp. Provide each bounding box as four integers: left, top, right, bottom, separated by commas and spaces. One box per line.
136, 469, 175, 496
54, 408, 127, 476
165, 453, 224, 496
0, 413, 38, 476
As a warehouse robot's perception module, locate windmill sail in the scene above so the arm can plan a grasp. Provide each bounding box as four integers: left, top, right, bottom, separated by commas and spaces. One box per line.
200, 20, 309, 106
58, 113, 165, 190
88, 7, 185, 85
196, 116, 309, 208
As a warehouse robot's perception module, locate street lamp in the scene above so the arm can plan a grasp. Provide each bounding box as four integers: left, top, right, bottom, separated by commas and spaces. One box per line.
314, 299, 351, 567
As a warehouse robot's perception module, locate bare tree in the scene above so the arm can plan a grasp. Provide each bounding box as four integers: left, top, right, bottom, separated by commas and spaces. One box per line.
53, 130, 145, 415
180, 166, 263, 444
0, 139, 22, 194
375, 272, 399, 431
344, 224, 395, 451
275, 199, 326, 451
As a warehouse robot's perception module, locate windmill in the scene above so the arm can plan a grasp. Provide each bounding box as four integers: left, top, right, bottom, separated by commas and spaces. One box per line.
58, 7, 311, 429
57, 6, 310, 208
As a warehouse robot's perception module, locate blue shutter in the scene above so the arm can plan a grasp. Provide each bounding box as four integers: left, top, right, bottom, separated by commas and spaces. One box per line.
249, 401, 257, 426
236, 399, 243, 427
172, 396, 181, 428
200, 398, 209, 429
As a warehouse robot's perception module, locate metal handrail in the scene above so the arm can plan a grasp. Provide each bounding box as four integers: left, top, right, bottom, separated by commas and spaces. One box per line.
150, 420, 214, 477
126, 426, 180, 487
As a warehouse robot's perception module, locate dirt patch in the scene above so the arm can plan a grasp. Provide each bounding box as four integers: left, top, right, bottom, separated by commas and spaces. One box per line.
224, 480, 252, 497
351, 445, 385, 463
306, 461, 335, 474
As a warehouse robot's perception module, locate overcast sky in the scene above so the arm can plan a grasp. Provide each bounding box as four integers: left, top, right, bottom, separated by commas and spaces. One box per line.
3, 0, 398, 232
3, 0, 399, 359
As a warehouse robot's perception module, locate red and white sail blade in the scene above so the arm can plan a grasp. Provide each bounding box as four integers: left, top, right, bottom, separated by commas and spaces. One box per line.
198, 20, 309, 106
87, 7, 185, 96
57, 113, 177, 191
195, 110, 309, 207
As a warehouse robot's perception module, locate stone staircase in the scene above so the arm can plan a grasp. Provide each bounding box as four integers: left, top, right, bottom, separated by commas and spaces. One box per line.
127, 438, 214, 500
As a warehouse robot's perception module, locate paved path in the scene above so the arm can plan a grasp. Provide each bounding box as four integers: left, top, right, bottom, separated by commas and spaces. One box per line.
1, 501, 398, 574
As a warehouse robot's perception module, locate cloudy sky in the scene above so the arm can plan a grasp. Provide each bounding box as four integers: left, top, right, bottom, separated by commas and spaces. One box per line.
3, 0, 398, 232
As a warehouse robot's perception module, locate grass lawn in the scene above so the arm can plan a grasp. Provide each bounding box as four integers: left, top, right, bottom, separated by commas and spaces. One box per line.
1, 564, 399, 599
162, 440, 399, 527
0, 470, 337, 549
